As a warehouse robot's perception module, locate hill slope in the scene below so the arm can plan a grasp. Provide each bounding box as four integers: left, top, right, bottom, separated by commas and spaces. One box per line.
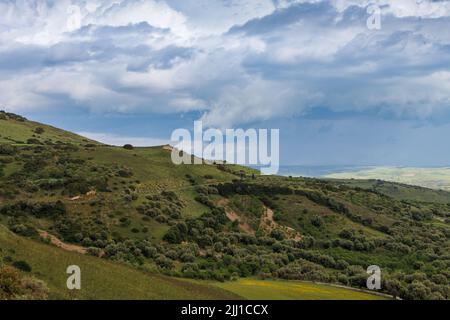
0, 112, 449, 300
0, 111, 98, 146
0, 225, 239, 300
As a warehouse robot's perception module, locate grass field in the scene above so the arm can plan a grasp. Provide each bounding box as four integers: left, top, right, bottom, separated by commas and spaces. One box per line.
0, 117, 97, 146
212, 279, 388, 300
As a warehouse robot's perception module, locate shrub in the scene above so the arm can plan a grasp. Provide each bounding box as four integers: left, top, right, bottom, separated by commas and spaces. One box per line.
0, 201, 66, 218
19, 277, 49, 300
26, 138, 41, 145
117, 167, 133, 178
12, 260, 32, 272
0, 144, 16, 155
87, 247, 103, 257
123, 144, 134, 150
411, 210, 432, 221
34, 127, 45, 134
270, 229, 285, 241
339, 229, 353, 240
0, 112, 26, 122
8, 222, 38, 237
164, 223, 188, 244
155, 256, 174, 269
0, 266, 22, 299
0, 264, 48, 300
311, 215, 324, 228
195, 194, 214, 208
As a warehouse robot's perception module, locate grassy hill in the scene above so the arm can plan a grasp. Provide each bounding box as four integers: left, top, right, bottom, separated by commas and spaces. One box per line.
0, 111, 99, 146
0, 111, 449, 300
0, 225, 239, 300
1, 223, 384, 300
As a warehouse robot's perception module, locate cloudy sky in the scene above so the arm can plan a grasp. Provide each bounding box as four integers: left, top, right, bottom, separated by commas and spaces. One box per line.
1, 0, 450, 166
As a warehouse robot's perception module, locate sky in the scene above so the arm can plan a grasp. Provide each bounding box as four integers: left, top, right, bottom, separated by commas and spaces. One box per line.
1, 0, 450, 166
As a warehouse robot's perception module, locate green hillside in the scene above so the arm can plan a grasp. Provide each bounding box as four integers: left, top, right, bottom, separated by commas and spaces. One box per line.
0, 112, 449, 300
0, 223, 385, 300
0, 225, 239, 300
0, 111, 98, 146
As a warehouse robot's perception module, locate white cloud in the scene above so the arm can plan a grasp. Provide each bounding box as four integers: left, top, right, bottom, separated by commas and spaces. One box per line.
87, 0, 189, 39
332, 0, 450, 18
1, 0, 450, 127
167, 0, 276, 36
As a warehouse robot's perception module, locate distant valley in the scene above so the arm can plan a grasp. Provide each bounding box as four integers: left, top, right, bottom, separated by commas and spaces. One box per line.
279, 165, 450, 192
325, 167, 450, 191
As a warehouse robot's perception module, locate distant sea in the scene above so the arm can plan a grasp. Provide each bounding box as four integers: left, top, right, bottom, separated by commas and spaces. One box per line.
276, 165, 374, 178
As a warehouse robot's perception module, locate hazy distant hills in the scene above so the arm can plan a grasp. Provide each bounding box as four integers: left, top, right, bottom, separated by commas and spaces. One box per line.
326, 167, 450, 191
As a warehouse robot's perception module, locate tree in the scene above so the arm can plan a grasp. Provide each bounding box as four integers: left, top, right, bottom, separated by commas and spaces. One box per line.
123, 144, 134, 150
405, 281, 431, 300
12, 260, 32, 272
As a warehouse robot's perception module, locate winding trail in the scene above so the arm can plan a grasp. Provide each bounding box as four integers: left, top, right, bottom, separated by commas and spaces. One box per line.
217, 198, 302, 241
39, 230, 87, 255
218, 199, 255, 235
259, 207, 302, 241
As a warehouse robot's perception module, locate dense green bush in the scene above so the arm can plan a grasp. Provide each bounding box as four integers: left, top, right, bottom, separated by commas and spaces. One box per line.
117, 167, 133, 177
0, 201, 66, 218
12, 260, 32, 272
310, 215, 324, 228
0, 144, 16, 155
34, 127, 45, 134
54, 214, 109, 244
26, 138, 41, 145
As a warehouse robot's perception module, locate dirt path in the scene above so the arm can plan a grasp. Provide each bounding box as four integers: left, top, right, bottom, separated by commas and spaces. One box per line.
39, 230, 87, 255
218, 199, 255, 235
261, 207, 275, 229
259, 207, 302, 241
217, 199, 302, 241
217, 198, 302, 240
